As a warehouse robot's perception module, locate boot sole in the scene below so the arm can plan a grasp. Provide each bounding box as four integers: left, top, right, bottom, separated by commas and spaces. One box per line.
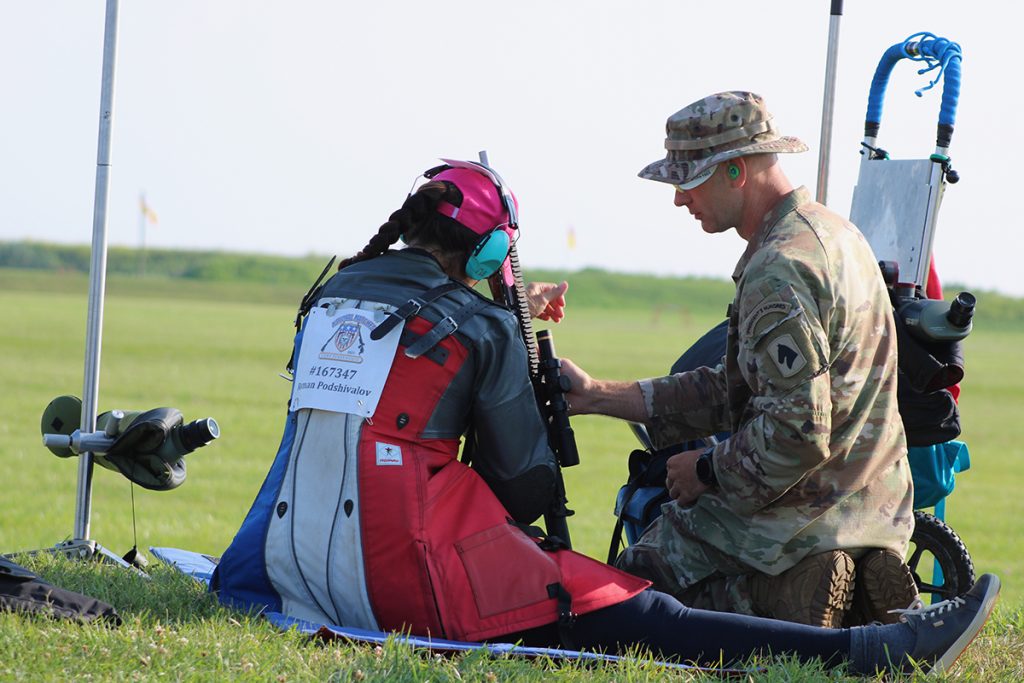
752, 551, 854, 627
856, 549, 919, 624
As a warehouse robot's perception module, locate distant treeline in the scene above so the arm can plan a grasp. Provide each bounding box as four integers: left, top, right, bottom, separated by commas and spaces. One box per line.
2, 240, 1021, 325
0, 240, 327, 285
0, 240, 735, 314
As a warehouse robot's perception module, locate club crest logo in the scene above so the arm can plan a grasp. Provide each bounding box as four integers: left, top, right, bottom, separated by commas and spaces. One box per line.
319, 313, 377, 363
333, 320, 361, 353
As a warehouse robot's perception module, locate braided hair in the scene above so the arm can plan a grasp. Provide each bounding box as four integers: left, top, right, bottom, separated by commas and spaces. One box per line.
338, 181, 481, 274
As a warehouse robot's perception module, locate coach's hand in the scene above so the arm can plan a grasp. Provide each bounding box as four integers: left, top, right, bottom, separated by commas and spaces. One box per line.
526, 281, 569, 322
666, 448, 709, 507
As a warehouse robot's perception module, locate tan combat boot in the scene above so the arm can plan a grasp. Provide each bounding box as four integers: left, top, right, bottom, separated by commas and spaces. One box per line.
750, 550, 855, 628
846, 548, 920, 625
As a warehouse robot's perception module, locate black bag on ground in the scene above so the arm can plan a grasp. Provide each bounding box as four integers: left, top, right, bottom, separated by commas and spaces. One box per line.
0, 556, 121, 624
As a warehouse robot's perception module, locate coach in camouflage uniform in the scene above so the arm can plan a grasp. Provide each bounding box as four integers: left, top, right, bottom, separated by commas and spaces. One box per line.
562, 92, 917, 627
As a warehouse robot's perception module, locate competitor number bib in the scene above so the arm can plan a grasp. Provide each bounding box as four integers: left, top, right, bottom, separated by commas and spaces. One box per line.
290, 306, 403, 417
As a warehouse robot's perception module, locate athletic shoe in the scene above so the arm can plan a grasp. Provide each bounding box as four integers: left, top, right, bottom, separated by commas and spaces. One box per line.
891, 572, 1000, 675
750, 550, 855, 628
847, 548, 920, 625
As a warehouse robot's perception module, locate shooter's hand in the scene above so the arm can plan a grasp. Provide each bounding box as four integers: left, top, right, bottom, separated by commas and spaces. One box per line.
665, 448, 709, 507
526, 281, 569, 322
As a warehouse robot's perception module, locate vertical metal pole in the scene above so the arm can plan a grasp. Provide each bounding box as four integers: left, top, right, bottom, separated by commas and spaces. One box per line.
74, 0, 120, 541
815, 0, 843, 206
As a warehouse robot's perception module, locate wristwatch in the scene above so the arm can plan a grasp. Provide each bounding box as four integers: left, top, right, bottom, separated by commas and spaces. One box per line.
695, 446, 717, 487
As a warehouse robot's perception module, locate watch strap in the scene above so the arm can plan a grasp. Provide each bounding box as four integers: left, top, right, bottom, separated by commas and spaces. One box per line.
695, 446, 717, 487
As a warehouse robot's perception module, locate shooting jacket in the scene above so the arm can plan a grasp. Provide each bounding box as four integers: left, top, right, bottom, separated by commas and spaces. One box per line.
212, 249, 647, 640
641, 187, 914, 575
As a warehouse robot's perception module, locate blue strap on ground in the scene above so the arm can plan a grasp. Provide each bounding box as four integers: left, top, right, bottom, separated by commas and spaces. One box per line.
150, 547, 723, 672
270, 613, 675, 665
151, 546, 217, 583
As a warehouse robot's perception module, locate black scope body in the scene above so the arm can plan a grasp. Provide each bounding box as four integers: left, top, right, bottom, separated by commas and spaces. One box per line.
892, 289, 976, 343
536, 329, 580, 469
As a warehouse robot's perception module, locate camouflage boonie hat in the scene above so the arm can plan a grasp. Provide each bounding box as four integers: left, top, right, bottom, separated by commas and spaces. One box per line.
638, 91, 808, 185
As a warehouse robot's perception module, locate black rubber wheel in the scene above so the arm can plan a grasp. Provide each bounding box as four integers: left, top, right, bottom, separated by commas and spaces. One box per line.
907, 509, 975, 601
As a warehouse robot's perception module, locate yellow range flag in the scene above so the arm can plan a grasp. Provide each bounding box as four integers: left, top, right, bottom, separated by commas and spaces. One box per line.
140, 197, 158, 225
567, 226, 577, 250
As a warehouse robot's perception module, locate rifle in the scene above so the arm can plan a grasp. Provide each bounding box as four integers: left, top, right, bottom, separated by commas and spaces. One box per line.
478, 151, 580, 548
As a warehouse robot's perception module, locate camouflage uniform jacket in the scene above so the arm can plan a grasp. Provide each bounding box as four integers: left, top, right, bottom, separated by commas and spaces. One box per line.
641, 187, 914, 574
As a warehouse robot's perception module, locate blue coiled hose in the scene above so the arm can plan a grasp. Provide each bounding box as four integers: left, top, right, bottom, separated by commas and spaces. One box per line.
864, 32, 962, 148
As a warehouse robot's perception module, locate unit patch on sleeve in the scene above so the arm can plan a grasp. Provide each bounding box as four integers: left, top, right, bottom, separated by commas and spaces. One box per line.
743, 299, 794, 338
767, 333, 807, 378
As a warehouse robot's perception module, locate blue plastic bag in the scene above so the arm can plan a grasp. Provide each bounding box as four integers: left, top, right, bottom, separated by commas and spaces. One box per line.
907, 440, 970, 509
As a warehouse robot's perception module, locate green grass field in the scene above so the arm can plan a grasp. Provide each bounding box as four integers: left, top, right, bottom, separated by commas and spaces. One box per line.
2, 263, 1023, 680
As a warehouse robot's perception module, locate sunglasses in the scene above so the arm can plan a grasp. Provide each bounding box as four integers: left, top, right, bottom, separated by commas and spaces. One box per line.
674, 163, 718, 192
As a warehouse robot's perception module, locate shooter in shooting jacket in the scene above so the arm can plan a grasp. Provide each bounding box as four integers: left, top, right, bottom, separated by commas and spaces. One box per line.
562, 91, 920, 628
210, 159, 651, 642
211, 158, 998, 674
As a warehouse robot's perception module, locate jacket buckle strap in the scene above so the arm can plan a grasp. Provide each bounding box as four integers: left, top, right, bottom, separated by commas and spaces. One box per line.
370, 282, 463, 341
405, 297, 489, 359
546, 582, 577, 627
508, 518, 569, 552
406, 316, 458, 358
398, 328, 450, 366
371, 298, 422, 341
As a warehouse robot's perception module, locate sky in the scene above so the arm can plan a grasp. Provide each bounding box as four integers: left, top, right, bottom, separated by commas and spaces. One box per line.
2, 1, 1021, 297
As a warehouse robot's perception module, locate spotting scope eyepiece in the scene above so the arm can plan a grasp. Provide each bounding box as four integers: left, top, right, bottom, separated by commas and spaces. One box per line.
176, 418, 220, 454
946, 291, 976, 329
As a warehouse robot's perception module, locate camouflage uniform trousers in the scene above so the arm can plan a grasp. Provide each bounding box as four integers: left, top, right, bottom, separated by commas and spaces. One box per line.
615, 511, 764, 616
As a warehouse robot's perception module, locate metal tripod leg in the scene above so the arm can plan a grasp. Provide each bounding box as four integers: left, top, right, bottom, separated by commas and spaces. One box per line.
53, 539, 136, 570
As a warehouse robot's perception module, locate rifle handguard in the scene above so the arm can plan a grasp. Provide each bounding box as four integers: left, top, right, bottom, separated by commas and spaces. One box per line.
537, 330, 580, 469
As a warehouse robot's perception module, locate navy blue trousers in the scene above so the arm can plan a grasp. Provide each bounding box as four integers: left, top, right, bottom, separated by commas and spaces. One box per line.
504, 588, 851, 668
